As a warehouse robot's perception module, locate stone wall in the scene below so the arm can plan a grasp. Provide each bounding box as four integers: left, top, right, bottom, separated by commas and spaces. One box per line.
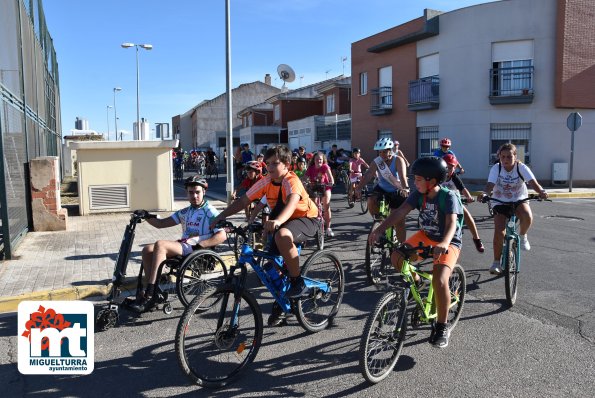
30, 157, 68, 231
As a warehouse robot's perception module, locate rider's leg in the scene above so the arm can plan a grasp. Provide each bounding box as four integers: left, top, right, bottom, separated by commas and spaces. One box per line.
322, 190, 331, 228
516, 202, 533, 235
368, 195, 379, 217
492, 213, 507, 262
433, 263, 454, 324
141, 244, 155, 288
463, 206, 480, 239
147, 240, 184, 286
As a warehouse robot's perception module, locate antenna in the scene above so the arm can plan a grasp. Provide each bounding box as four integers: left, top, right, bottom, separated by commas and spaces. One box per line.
341, 56, 348, 75
277, 64, 296, 90
325, 69, 331, 79
299, 75, 304, 87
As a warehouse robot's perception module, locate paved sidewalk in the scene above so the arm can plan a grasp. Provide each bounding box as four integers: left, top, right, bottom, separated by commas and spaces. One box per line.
0, 193, 236, 313
0, 180, 593, 313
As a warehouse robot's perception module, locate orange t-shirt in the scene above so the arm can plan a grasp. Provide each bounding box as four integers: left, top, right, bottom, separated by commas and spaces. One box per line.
246, 171, 318, 219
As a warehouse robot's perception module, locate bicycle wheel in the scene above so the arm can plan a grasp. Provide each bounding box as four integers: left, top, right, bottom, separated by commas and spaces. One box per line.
316, 219, 324, 250
447, 264, 466, 330
504, 239, 519, 306
176, 250, 228, 307
176, 284, 263, 387
365, 222, 391, 286
233, 231, 247, 262
296, 250, 344, 333
347, 185, 355, 208
360, 188, 369, 214
359, 290, 408, 384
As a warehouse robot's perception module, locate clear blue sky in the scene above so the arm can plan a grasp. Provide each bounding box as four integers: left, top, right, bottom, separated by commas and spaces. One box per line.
43, 0, 495, 140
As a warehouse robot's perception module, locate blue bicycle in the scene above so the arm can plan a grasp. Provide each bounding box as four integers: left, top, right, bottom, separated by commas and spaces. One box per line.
175, 221, 345, 388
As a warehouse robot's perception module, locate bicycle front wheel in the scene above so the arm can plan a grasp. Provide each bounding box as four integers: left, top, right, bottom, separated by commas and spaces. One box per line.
347, 185, 355, 208
360, 188, 369, 214
296, 250, 344, 333
359, 290, 408, 384
176, 284, 263, 388
176, 250, 228, 307
447, 264, 466, 330
504, 239, 519, 306
365, 222, 392, 286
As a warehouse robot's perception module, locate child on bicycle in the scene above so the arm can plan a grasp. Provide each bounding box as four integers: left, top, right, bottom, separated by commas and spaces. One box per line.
232, 161, 263, 220
294, 156, 307, 179
348, 148, 369, 206
477, 143, 548, 275
369, 156, 464, 348
442, 154, 484, 253
433, 137, 465, 174
211, 145, 320, 325
305, 151, 335, 237
131, 176, 226, 313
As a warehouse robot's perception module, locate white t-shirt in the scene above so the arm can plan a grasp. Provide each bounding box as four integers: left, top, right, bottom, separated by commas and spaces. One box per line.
488, 162, 535, 202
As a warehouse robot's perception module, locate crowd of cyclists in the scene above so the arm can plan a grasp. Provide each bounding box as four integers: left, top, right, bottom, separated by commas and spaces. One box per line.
145, 137, 548, 349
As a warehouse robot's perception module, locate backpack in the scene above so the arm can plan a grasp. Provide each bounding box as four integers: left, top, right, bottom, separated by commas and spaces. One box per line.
418, 186, 465, 230
497, 161, 525, 182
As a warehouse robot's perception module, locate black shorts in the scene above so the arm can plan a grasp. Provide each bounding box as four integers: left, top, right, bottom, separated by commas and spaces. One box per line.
493, 201, 525, 218
270, 217, 320, 254
372, 186, 407, 209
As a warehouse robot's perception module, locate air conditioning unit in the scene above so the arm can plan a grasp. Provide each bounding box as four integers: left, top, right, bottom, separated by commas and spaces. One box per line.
552, 163, 569, 186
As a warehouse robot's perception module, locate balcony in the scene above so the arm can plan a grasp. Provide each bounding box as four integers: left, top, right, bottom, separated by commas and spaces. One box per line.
370, 87, 393, 115
489, 66, 534, 105
408, 76, 439, 111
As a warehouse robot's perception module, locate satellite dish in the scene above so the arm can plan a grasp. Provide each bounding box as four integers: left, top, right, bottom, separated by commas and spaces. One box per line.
277, 64, 296, 88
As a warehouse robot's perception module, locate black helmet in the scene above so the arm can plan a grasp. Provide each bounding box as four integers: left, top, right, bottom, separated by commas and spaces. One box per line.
297, 157, 306, 163
410, 156, 447, 183
184, 175, 208, 189
352, 147, 360, 153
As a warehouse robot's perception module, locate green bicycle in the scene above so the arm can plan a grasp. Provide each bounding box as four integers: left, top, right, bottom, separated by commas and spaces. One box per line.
365, 192, 398, 285
359, 242, 466, 384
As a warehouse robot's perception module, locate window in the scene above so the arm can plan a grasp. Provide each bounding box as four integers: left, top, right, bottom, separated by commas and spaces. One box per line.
417, 126, 439, 157
490, 123, 531, 165
492, 59, 533, 96
378, 130, 392, 140
274, 104, 280, 121
326, 94, 335, 114
359, 72, 368, 95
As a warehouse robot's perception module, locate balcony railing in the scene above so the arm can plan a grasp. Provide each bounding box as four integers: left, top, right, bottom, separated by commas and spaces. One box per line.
489, 66, 534, 105
370, 86, 393, 115
408, 75, 439, 111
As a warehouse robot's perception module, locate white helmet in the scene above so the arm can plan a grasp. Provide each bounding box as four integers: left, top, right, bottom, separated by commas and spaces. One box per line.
373, 137, 394, 150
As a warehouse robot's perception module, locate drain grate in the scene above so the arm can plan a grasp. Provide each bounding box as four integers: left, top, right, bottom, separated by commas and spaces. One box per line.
543, 215, 584, 221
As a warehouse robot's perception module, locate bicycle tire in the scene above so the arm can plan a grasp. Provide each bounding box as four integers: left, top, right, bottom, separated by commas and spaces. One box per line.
360, 188, 369, 214
233, 231, 247, 262
365, 222, 392, 286
504, 239, 519, 306
359, 290, 408, 384
347, 185, 355, 208
447, 264, 466, 330
176, 250, 228, 308
316, 219, 324, 250
176, 284, 263, 388
296, 250, 344, 333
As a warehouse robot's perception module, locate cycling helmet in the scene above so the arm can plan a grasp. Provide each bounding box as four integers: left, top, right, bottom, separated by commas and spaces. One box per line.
297, 157, 306, 163
411, 156, 448, 183
442, 153, 458, 167
184, 175, 208, 189
352, 147, 360, 153
244, 160, 262, 174
440, 137, 452, 147
373, 137, 394, 150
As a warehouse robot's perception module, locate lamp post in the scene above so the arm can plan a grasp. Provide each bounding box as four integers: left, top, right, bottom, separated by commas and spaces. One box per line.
106, 105, 112, 140
121, 42, 152, 140
113, 87, 122, 140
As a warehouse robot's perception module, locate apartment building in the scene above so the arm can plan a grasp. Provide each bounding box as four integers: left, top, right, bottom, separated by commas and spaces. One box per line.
352, 0, 595, 184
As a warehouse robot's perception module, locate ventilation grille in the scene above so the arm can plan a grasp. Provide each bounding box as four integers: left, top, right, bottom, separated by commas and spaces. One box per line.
89, 185, 129, 210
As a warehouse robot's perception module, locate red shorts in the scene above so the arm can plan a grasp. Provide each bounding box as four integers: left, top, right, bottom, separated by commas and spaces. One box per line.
404, 230, 460, 269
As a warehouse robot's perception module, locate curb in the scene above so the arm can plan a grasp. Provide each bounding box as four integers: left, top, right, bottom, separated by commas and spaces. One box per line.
0, 253, 236, 314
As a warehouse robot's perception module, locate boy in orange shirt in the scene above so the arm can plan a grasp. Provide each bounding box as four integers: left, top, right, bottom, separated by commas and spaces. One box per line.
211, 145, 320, 324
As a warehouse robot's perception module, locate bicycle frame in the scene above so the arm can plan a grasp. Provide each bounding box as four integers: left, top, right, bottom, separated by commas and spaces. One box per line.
502, 213, 521, 272
400, 260, 437, 323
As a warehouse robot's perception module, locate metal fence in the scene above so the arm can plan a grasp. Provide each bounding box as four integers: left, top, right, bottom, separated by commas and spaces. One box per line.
0, 0, 61, 259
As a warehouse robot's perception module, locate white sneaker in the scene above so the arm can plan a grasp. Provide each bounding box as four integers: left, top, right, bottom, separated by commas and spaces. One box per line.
326, 227, 335, 237
520, 235, 530, 251
489, 261, 502, 275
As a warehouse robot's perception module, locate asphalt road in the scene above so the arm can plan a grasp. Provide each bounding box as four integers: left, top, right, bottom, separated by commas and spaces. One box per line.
1, 179, 594, 397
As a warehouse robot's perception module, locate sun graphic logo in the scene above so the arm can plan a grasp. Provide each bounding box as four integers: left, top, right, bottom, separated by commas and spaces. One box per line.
18, 301, 94, 375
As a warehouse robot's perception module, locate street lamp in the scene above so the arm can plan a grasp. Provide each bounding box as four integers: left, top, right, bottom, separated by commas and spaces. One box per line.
121, 42, 153, 140
113, 87, 122, 140
106, 105, 112, 140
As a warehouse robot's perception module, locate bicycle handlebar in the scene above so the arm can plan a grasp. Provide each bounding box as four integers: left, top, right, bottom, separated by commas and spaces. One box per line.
133, 209, 157, 220
480, 194, 550, 205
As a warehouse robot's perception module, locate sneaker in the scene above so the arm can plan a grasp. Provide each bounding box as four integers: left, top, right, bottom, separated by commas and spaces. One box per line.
326, 227, 335, 237
128, 296, 156, 313
430, 322, 450, 348
473, 238, 485, 253
520, 235, 531, 251
267, 303, 288, 327
489, 261, 502, 276
286, 277, 310, 298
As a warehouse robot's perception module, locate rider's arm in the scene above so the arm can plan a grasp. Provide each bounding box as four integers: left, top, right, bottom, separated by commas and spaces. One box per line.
195, 229, 227, 248
356, 161, 377, 190
395, 156, 410, 191
528, 179, 548, 199
325, 165, 335, 186
378, 202, 413, 233
211, 195, 251, 227
247, 200, 267, 224
146, 215, 177, 229
478, 182, 495, 201
436, 213, 457, 254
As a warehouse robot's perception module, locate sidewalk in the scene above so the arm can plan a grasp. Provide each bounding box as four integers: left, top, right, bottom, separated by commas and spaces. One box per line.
0, 188, 237, 313
0, 178, 593, 313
